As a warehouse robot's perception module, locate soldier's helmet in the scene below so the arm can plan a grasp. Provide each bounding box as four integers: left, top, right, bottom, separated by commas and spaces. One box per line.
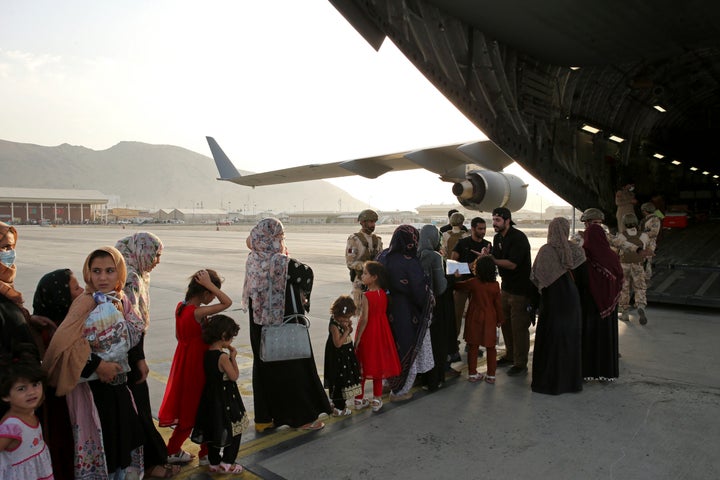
358, 209, 379, 222
450, 212, 465, 226
580, 208, 605, 222
622, 213, 639, 227
640, 202, 656, 214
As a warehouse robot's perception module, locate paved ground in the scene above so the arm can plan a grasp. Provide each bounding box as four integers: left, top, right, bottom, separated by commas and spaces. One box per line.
13, 224, 720, 479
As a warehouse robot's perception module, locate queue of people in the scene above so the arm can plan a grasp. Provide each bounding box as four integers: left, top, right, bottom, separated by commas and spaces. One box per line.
0, 203, 654, 478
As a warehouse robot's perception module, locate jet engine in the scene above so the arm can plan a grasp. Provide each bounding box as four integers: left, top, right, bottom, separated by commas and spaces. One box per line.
451, 170, 528, 212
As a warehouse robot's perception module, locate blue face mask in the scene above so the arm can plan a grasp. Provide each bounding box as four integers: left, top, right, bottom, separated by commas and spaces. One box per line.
0, 249, 16, 267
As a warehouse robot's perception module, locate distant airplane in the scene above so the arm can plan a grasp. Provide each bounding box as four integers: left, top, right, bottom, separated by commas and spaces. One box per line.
206, 136, 528, 212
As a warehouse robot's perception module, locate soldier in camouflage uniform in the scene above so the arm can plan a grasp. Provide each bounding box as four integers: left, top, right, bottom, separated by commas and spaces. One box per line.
616, 213, 650, 325
639, 202, 662, 283
346, 209, 383, 315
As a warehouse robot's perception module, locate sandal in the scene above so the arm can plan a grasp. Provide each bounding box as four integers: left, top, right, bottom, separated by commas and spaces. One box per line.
354, 398, 370, 410
371, 397, 383, 412
299, 420, 325, 431
167, 450, 193, 464
147, 464, 180, 478
219, 462, 244, 474
468, 373, 485, 383
332, 407, 352, 417
485, 375, 496, 384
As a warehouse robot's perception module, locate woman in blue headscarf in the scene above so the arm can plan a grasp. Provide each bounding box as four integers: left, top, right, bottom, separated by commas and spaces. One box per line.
378, 225, 434, 401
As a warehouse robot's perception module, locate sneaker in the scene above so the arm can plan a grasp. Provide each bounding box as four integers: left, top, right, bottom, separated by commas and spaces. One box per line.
507, 366, 528, 377
167, 450, 194, 464
638, 308, 648, 325
619, 310, 630, 322
496, 356, 513, 367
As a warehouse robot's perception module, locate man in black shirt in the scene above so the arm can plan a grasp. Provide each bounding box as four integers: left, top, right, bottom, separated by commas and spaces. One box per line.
449, 217, 491, 360
484, 208, 534, 376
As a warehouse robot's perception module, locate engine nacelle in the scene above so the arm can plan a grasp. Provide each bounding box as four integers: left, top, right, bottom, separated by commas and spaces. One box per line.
451, 170, 527, 212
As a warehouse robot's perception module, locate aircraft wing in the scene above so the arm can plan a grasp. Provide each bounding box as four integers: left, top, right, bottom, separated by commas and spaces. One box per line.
206, 136, 513, 187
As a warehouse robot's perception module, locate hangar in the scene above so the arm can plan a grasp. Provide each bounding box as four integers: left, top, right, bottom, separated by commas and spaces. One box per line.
0, 187, 108, 224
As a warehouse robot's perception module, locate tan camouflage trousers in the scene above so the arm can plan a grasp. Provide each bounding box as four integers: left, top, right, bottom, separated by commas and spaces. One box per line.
351, 278, 365, 319
620, 263, 647, 310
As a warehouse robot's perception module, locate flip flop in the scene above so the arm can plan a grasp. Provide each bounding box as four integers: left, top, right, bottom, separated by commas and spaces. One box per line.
299, 420, 325, 430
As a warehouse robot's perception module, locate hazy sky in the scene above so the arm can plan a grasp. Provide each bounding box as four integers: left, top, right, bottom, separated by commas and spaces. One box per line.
0, 0, 567, 212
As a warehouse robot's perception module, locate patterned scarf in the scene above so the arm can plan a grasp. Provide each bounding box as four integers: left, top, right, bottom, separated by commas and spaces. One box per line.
243, 218, 290, 325
115, 232, 163, 329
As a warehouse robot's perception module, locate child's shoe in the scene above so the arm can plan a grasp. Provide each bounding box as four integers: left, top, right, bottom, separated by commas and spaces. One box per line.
371, 397, 383, 412
354, 398, 370, 410
468, 373, 484, 383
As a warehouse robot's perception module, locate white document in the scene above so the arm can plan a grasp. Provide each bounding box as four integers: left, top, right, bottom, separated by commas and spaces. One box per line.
446, 260, 471, 275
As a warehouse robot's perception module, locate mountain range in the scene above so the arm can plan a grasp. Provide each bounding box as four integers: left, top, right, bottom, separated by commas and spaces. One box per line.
0, 139, 370, 213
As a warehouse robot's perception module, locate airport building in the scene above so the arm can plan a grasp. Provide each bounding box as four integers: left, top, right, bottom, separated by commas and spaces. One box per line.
0, 187, 108, 224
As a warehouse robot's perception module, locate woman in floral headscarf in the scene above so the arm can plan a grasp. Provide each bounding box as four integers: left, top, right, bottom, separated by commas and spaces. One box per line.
244, 218, 331, 431
115, 232, 177, 478
377, 225, 434, 401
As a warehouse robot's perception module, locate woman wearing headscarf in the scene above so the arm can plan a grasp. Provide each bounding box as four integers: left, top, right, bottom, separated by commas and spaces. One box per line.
32, 268, 84, 480
530, 217, 586, 395
580, 223, 624, 381
417, 224, 453, 391
44, 246, 145, 479
0, 222, 45, 418
244, 218, 331, 431
115, 232, 177, 478
378, 224, 434, 401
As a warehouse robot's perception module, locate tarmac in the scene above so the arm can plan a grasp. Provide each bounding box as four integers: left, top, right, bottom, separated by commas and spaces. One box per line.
12, 224, 720, 480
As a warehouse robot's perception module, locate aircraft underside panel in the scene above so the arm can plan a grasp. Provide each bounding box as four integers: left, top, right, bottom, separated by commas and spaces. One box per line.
331, 0, 720, 222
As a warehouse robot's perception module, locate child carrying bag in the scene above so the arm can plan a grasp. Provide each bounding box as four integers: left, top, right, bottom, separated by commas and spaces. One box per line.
259, 285, 312, 362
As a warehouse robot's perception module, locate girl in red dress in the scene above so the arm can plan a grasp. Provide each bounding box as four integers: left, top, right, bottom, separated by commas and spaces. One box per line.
353, 261, 401, 413
158, 269, 232, 465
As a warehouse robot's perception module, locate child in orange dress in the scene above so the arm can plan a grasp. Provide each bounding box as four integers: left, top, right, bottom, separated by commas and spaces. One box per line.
454, 256, 504, 384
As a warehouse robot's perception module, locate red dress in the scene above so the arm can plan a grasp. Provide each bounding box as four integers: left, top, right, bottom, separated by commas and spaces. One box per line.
158, 302, 208, 427
354, 289, 401, 379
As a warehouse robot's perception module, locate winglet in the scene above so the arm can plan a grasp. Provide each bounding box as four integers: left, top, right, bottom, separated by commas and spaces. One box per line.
206, 136, 242, 181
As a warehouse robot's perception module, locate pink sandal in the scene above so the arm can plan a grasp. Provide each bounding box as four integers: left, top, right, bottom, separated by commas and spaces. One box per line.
209, 462, 243, 474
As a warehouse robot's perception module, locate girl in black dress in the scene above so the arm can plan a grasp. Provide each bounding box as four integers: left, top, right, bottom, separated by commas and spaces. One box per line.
191, 315, 247, 474
323, 296, 362, 416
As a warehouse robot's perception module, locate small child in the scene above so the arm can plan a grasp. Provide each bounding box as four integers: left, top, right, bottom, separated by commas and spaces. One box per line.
454, 256, 504, 384
158, 269, 233, 465
354, 261, 402, 412
0, 351, 53, 480
323, 296, 362, 416
191, 314, 246, 474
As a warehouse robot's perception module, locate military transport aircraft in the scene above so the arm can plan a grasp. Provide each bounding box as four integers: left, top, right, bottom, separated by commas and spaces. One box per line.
207, 136, 529, 213
208, 1, 720, 306
320, 1, 720, 307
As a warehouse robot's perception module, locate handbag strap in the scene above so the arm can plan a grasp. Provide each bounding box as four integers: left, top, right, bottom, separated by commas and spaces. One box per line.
285, 286, 310, 328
